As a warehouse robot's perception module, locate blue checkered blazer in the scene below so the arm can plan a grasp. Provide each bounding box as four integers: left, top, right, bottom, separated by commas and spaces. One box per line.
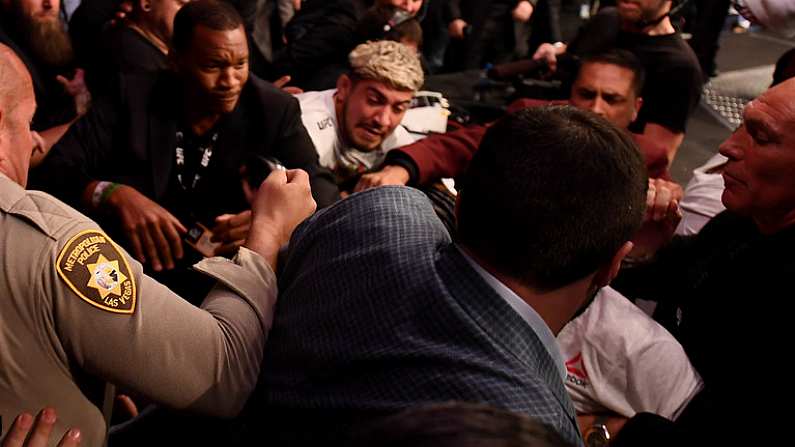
259, 186, 581, 445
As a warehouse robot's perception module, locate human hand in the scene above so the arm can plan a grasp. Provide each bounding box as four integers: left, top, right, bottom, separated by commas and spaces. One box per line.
1, 408, 81, 447
532, 42, 561, 71
110, 0, 133, 26
272, 75, 304, 95
105, 185, 187, 271
211, 210, 252, 256
448, 19, 468, 39
513, 0, 534, 22
630, 178, 683, 258
292, 0, 302, 11
645, 178, 683, 223
354, 165, 410, 192
244, 169, 316, 268
56, 69, 91, 117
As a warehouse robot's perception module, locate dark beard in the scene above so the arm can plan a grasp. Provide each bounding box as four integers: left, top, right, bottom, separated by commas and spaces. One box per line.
18, 14, 74, 69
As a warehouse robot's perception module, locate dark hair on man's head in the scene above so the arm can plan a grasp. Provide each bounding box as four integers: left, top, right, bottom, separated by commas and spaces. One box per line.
172, 0, 244, 53
350, 402, 573, 447
772, 47, 795, 87
356, 5, 424, 49
581, 49, 646, 97
457, 106, 647, 292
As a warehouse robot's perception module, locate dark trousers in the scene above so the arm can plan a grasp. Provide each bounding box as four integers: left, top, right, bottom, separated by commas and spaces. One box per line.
687, 0, 731, 76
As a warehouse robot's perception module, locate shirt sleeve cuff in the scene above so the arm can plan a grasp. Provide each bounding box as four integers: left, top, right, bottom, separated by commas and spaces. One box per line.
385, 151, 420, 186
192, 247, 277, 332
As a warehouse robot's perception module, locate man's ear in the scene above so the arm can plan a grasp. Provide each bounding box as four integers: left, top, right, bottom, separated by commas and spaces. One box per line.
632, 97, 643, 122
592, 241, 634, 288
336, 74, 352, 102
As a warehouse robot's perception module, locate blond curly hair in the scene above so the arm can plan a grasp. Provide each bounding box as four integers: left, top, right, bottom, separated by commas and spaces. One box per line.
348, 40, 424, 91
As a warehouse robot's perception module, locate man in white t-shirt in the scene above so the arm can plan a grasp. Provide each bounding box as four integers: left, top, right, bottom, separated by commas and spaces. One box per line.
295, 40, 424, 187
557, 287, 703, 424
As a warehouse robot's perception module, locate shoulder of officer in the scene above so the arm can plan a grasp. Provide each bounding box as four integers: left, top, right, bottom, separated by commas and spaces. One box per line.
2, 176, 139, 315
1, 175, 97, 241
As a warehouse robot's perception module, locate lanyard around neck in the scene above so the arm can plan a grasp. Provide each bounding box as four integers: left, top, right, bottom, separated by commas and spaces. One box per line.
174, 130, 218, 192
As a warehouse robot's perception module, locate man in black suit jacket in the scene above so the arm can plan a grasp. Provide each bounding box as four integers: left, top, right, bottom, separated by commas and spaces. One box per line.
34, 0, 338, 299
253, 106, 649, 446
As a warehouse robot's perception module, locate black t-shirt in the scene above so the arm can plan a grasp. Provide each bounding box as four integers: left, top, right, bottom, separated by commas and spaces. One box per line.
87, 25, 168, 91
567, 7, 703, 133
612, 211, 795, 444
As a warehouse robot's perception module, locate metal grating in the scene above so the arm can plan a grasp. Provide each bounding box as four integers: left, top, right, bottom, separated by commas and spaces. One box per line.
700, 64, 775, 131
702, 83, 748, 130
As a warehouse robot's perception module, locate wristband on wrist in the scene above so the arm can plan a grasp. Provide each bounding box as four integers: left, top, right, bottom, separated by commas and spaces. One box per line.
91, 181, 121, 208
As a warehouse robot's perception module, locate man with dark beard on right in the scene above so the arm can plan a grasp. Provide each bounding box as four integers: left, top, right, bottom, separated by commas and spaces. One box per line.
0, 0, 91, 160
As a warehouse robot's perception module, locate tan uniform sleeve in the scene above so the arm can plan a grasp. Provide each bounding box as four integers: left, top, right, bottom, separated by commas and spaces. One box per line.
43, 221, 276, 417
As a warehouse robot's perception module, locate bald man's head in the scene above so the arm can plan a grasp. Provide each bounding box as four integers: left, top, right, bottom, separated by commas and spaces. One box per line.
0, 45, 34, 110
0, 43, 37, 186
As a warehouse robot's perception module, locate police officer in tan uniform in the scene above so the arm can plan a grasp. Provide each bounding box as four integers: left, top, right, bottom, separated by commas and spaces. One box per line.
0, 44, 317, 446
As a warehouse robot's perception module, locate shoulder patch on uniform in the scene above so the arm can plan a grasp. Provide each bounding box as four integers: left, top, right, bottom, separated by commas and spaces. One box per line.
55, 230, 137, 315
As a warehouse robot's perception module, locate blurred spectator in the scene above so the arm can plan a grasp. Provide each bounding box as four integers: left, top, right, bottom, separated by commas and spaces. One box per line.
85, 0, 190, 91
740, 0, 795, 36
356, 4, 423, 52
687, 0, 731, 78
290, 4, 425, 95
0, 0, 91, 156
68, 0, 124, 73
444, 0, 537, 70
270, 0, 367, 89
532, 0, 703, 165
270, 0, 425, 90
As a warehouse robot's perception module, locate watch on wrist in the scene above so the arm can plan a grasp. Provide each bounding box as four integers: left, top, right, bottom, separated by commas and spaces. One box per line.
584, 415, 610, 447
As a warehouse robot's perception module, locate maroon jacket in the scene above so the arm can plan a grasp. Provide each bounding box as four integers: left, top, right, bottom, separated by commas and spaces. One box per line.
385, 99, 670, 184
